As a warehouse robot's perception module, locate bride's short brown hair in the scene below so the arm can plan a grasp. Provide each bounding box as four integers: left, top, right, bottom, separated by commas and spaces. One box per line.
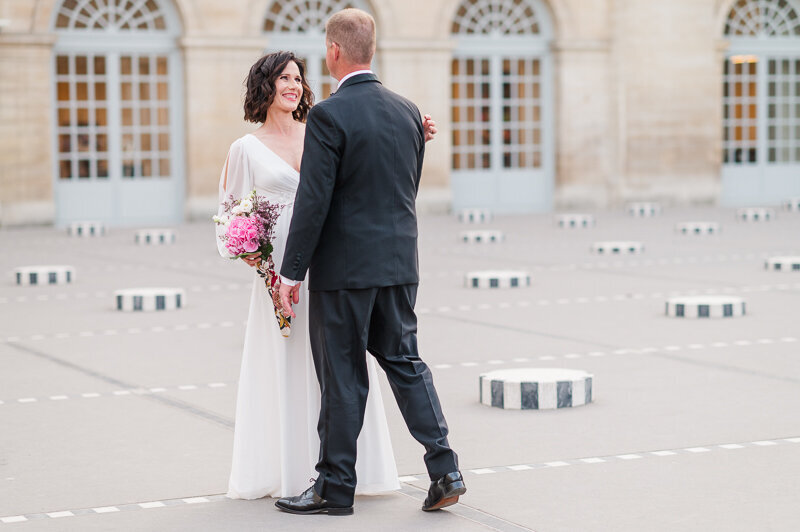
243, 52, 313, 123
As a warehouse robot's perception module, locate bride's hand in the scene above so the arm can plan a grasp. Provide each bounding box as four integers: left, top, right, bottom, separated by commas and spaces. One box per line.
241, 252, 262, 267
423, 114, 438, 143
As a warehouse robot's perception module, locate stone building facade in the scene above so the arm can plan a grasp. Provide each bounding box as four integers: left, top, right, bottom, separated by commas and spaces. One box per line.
1, 0, 799, 225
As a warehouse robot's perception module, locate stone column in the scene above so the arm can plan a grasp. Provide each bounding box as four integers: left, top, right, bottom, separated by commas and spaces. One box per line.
0, 33, 57, 225
610, 0, 720, 205
551, 38, 615, 208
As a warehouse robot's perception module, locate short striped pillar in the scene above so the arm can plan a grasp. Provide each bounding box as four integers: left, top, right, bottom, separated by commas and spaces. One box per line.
460, 230, 505, 244
14, 265, 74, 286
627, 202, 661, 217
675, 222, 720, 235
67, 221, 106, 237
457, 209, 492, 224
465, 271, 530, 289
736, 207, 775, 221
135, 229, 176, 245
480, 368, 594, 410
764, 256, 800, 272
591, 241, 644, 255
665, 295, 746, 318
785, 197, 800, 212
556, 214, 595, 228
114, 288, 185, 312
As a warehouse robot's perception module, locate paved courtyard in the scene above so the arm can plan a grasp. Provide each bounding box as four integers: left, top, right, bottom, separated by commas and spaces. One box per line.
1, 206, 799, 531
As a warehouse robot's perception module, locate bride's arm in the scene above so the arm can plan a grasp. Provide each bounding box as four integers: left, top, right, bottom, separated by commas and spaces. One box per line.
215, 139, 254, 259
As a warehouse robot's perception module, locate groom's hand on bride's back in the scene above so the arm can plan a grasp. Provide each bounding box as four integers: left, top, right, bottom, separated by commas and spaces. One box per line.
423, 114, 438, 143
278, 282, 300, 319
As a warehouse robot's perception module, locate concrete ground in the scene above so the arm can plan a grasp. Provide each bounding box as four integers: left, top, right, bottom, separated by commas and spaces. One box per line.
1, 206, 799, 531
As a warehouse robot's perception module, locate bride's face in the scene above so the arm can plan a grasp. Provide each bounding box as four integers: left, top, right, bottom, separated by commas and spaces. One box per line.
271, 61, 303, 114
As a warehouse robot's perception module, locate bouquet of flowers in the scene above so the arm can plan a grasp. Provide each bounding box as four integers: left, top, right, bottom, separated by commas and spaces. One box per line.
214, 190, 291, 337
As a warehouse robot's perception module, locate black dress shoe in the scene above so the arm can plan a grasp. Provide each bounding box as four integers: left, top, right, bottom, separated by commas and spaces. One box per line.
422, 471, 466, 511
274, 485, 353, 516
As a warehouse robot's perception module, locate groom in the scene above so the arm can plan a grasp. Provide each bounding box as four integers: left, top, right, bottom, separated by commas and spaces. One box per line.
276, 7, 464, 517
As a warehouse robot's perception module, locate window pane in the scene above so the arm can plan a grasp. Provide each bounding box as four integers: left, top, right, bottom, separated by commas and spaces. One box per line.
78, 160, 90, 178
56, 55, 69, 75
57, 82, 70, 101
75, 56, 87, 75
94, 56, 106, 75
60, 160, 72, 179
59, 134, 71, 153
58, 108, 71, 126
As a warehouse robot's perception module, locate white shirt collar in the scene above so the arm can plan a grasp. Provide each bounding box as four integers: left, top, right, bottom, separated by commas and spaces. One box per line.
336, 70, 374, 90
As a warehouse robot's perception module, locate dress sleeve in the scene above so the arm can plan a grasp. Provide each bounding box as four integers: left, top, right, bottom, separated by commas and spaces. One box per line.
215, 138, 253, 258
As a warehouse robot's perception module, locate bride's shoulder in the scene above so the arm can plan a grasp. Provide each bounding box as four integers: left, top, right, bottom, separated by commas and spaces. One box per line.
227, 134, 257, 155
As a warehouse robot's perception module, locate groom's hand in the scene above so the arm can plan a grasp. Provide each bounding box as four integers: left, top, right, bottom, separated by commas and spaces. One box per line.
279, 282, 299, 319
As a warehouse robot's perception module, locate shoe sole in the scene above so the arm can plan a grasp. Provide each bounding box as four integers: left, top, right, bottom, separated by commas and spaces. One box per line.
274, 502, 354, 516
421, 485, 468, 512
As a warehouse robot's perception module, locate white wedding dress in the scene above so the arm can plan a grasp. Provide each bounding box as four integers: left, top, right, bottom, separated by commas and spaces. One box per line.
217, 134, 400, 499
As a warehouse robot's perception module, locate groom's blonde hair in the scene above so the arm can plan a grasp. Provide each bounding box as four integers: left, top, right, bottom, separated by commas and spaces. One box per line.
325, 8, 376, 65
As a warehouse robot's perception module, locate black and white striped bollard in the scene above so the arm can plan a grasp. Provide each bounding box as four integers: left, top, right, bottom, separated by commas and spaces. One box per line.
665, 295, 746, 318
14, 266, 74, 286
480, 368, 594, 410
465, 271, 531, 289
114, 288, 185, 312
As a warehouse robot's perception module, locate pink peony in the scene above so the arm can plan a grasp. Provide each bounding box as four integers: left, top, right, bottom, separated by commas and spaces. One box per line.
225, 216, 260, 255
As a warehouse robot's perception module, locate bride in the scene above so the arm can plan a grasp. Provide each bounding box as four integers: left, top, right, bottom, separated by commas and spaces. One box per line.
216, 51, 437, 499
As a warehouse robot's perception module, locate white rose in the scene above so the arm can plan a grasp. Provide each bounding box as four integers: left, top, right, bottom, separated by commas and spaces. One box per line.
239, 199, 253, 213
219, 215, 230, 225
231, 204, 245, 215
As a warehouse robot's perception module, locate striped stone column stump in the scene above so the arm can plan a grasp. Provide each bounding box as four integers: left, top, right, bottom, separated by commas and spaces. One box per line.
675, 221, 720, 235
14, 265, 74, 286
556, 213, 595, 228
765, 256, 800, 272
465, 270, 530, 289
665, 295, 746, 319
627, 202, 661, 217
67, 221, 106, 237
591, 241, 644, 255
460, 230, 505, 244
114, 288, 185, 312
480, 368, 593, 410
135, 228, 176, 245
457, 208, 492, 224
736, 207, 775, 221
784, 197, 800, 212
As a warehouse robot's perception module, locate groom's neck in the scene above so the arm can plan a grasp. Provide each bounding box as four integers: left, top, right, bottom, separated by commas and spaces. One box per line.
334, 64, 372, 81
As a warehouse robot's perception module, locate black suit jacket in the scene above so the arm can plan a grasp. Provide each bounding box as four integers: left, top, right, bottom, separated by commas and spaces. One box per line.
280, 73, 425, 291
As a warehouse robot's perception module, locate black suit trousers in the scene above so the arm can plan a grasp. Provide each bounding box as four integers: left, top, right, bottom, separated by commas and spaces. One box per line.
308, 284, 458, 506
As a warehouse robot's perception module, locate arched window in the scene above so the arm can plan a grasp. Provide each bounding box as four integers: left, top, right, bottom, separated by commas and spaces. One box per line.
722, 0, 800, 204
451, 0, 553, 212
52, 0, 184, 226
263, 0, 374, 101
